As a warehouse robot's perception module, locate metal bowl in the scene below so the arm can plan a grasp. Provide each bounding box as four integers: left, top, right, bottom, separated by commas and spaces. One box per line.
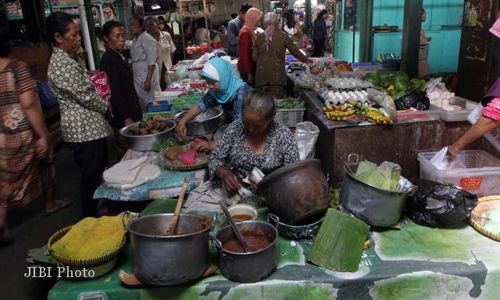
119, 120, 176, 152
267, 213, 324, 240
175, 107, 223, 137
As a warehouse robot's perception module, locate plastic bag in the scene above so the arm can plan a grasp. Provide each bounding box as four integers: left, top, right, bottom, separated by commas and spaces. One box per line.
395, 91, 430, 111
295, 121, 319, 160
367, 88, 396, 120
406, 179, 478, 228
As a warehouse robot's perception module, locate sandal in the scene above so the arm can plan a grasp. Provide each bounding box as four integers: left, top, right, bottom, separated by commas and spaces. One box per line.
43, 199, 72, 216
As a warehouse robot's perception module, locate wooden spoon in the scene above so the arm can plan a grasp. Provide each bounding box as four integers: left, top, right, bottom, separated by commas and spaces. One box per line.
218, 200, 250, 252
169, 177, 190, 235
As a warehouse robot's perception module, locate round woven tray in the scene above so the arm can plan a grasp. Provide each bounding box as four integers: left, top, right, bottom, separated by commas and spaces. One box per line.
161, 145, 208, 171
470, 195, 500, 241
48, 226, 126, 267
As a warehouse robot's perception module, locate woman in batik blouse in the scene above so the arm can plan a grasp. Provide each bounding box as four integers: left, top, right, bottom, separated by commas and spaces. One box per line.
47, 12, 109, 217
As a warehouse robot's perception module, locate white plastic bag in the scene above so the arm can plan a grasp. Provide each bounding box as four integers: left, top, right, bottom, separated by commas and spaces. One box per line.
295, 121, 320, 160
430, 147, 449, 170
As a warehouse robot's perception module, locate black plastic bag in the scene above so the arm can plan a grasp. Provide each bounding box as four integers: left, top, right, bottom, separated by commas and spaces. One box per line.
406, 179, 478, 228
395, 91, 430, 111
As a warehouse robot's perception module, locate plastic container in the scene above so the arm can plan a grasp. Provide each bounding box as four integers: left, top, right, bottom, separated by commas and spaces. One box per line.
396, 104, 441, 123
440, 97, 479, 122
418, 150, 500, 196
274, 108, 305, 128
485, 127, 500, 152
145, 101, 171, 113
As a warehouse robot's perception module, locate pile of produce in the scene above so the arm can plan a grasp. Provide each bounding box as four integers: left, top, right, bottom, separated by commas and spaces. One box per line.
323, 100, 393, 125
276, 97, 305, 109
320, 89, 369, 104
362, 70, 426, 99
51, 215, 126, 261
128, 118, 171, 135
326, 78, 373, 90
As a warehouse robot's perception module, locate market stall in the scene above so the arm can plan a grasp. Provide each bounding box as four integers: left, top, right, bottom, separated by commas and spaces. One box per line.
39, 198, 500, 300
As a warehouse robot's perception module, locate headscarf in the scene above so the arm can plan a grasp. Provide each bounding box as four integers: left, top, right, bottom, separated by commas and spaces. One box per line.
199, 58, 245, 104
243, 8, 263, 42
263, 12, 280, 52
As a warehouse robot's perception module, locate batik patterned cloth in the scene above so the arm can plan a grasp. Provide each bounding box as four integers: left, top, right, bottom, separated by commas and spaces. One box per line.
48, 47, 109, 143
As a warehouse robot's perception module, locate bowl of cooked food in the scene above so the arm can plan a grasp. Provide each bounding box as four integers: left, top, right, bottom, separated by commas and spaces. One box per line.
120, 118, 177, 151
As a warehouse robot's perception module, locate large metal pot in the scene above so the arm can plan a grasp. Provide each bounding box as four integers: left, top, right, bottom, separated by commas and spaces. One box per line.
119, 120, 176, 151
126, 213, 212, 285
175, 107, 223, 137
214, 221, 278, 283
258, 159, 329, 225
339, 164, 415, 227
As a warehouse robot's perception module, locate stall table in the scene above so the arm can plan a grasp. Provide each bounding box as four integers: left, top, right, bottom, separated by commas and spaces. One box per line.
300, 90, 500, 187
93, 150, 206, 201
47, 202, 500, 300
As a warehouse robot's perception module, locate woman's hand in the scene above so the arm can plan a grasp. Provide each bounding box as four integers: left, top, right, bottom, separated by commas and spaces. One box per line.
216, 168, 241, 194
34, 137, 49, 159
144, 78, 152, 93
447, 143, 462, 161
191, 139, 216, 153
175, 120, 187, 139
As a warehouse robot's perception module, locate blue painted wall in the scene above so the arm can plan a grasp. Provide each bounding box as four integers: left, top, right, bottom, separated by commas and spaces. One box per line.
335, 0, 463, 73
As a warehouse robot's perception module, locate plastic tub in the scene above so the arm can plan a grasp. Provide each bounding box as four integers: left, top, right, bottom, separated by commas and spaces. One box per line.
418, 150, 500, 196
440, 97, 479, 122
396, 104, 441, 123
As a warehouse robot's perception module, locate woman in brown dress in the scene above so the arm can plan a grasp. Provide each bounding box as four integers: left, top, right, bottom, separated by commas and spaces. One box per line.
253, 12, 310, 98
0, 14, 68, 244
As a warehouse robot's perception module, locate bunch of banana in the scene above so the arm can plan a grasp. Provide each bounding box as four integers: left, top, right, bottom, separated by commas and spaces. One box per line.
323, 103, 356, 121
364, 108, 393, 125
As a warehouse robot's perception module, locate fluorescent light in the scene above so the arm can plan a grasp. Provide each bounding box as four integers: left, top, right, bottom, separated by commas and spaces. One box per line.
151, 4, 161, 10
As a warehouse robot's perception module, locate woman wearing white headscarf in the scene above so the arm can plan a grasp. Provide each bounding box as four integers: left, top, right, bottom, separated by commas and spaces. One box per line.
253, 12, 310, 98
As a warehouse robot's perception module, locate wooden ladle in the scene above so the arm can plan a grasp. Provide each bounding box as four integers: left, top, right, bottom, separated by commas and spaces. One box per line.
218, 200, 249, 252
168, 177, 190, 235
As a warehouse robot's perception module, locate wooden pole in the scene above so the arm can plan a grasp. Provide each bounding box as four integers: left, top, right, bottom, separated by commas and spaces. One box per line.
400, 0, 422, 77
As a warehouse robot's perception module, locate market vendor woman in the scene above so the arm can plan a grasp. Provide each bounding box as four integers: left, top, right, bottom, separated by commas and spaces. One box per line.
447, 18, 500, 158
175, 58, 253, 149
183, 91, 299, 212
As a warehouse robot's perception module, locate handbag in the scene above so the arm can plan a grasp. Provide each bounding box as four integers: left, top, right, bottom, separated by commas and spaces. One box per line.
87, 71, 112, 101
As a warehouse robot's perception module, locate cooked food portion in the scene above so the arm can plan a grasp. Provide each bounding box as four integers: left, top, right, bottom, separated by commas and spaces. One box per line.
51, 215, 126, 260
128, 118, 171, 135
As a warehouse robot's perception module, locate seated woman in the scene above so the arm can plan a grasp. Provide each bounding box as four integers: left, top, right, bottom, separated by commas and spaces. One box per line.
183, 91, 299, 212
175, 57, 253, 151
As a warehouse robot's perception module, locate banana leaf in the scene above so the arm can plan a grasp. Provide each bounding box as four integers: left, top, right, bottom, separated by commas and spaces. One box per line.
307, 209, 370, 272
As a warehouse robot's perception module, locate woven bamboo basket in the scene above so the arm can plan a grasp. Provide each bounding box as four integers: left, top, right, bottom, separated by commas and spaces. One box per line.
48, 226, 126, 267
470, 195, 500, 241
161, 145, 208, 171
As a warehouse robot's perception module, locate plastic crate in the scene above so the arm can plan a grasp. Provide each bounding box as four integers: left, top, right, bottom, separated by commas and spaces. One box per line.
440, 96, 479, 122
485, 127, 500, 152
274, 108, 305, 128
145, 101, 171, 113
418, 150, 500, 196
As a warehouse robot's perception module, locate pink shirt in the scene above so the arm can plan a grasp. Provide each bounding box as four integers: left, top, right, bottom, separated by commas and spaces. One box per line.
482, 97, 500, 121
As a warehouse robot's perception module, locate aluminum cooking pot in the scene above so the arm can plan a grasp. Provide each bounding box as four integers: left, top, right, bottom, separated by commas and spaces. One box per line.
119, 120, 176, 152
339, 154, 417, 227
267, 213, 323, 240
175, 107, 223, 137
258, 159, 329, 225
214, 221, 278, 283
127, 213, 213, 285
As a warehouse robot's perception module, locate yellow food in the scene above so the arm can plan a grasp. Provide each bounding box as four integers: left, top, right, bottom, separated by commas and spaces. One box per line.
51, 215, 126, 260
364, 108, 393, 125
323, 103, 356, 121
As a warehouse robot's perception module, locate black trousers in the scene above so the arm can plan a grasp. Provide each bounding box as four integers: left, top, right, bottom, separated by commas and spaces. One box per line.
313, 39, 326, 57
67, 138, 108, 217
